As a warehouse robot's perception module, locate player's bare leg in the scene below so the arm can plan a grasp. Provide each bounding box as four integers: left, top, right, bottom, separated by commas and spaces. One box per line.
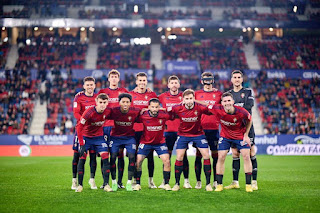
194, 148, 202, 189
224, 148, 241, 189
198, 147, 213, 191
134, 154, 146, 191
215, 150, 228, 192
159, 153, 171, 191
100, 151, 112, 192
240, 148, 253, 192
250, 145, 258, 190
172, 148, 186, 191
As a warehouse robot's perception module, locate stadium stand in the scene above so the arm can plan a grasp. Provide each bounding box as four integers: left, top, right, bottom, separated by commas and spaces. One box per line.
0, 62, 37, 135
0, 42, 9, 69
255, 36, 320, 70
97, 40, 150, 69
161, 36, 248, 70
18, 34, 87, 69
181, 0, 256, 7
254, 71, 320, 135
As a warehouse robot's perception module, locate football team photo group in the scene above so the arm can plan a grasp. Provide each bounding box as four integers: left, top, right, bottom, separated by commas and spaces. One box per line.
71, 69, 258, 193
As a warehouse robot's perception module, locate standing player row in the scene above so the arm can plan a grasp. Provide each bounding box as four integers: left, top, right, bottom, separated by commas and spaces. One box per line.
71, 70, 258, 192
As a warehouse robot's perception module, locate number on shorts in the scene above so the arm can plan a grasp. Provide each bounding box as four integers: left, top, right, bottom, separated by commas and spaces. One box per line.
109, 141, 113, 147
139, 144, 145, 149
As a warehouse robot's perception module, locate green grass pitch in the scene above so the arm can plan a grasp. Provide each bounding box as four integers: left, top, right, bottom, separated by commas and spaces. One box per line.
0, 156, 319, 212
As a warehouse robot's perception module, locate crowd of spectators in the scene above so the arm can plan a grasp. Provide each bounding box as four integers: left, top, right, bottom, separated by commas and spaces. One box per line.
254, 71, 320, 135
181, 0, 256, 7
97, 40, 150, 69
0, 62, 37, 135
161, 36, 248, 70
255, 36, 320, 70
0, 8, 31, 18
222, 9, 297, 21
0, 42, 9, 69
18, 34, 88, 70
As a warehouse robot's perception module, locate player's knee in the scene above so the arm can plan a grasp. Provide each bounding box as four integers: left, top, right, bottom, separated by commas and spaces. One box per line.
80, 153, 87, 160
232, 149, 240, 158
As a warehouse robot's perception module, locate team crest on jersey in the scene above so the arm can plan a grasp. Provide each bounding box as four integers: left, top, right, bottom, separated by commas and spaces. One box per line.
128, 116, 132, 121
145, 95, 148, 100
241, 93, 245, 98
194, 111, 198, 116
103, 115, 106, 119
213, 94, 216, 99
159, 119, 163, 124
233, 118, 237, 122
179, 96, 182, 101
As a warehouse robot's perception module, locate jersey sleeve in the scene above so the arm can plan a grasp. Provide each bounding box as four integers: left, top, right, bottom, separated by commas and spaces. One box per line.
73, 96, 82, 121
242, 108, 252, 123
244, 89, 254, 110
200, 104, 212, 115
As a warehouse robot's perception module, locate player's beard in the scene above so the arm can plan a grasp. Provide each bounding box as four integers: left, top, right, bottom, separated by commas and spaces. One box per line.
150, 111, 158, 117
185, 103, 194, 109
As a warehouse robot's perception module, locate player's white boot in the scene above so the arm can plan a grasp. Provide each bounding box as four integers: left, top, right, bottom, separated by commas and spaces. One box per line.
205, 184, 213, 191
133, 184, 142, 191
71, 178, 78, 190
252, 180, 258, 191
213, 181, 218, 189
89, 178, 98, 189
75, 185, 83, 192
195, 181, 202, 189
163, 184, 172, 191
132, 178, 137, 188
183, 179, 192, 189
104, 184, 113, 192
158, 180, 165, 189
148, 177, 157, 189
172, 184, 180, 191
224, 181, 240, 189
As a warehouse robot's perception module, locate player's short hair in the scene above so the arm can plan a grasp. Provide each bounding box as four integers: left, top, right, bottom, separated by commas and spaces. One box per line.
83, 76, 95, 83
221, 92, 233, 99
231, 70, 243, 77
118, 93, 132, 102
182, 89, 195, 98
108, 69, 120, 78
136, 72, 147, 80
97, 93, 109, 100
168, 75, 180, 83
201, 72, 214, 78
149, 98, 160, 105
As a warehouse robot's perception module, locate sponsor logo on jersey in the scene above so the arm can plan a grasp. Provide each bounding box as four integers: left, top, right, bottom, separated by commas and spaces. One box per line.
234, 103, 244, 107
91, 121, 105, 126
134, 100, 148, 105
220, 119, 236, 126
182, 117, 198, 122
85, 105, 95, 109
115, 121, 132, 126
146, 126, 163, 131
166, 103, 180, 107
109, 98, 119, 103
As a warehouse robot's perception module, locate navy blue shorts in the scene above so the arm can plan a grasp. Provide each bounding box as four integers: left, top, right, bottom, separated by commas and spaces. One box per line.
176, 135, 208, 150
138, 143, 169, 156
103, 126, 112, 143
83, 136, 109, 153
218, 137, 250, 151
109, 136, 136, 154
231, 127, 255, 149
164, 132, 178, 151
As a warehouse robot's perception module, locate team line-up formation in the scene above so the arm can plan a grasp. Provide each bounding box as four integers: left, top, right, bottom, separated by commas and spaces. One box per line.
71, 69, 258, 193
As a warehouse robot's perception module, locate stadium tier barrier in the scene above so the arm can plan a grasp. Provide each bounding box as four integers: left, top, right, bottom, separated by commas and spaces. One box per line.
1, 68, 320, 82
0, 134, 319, 157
